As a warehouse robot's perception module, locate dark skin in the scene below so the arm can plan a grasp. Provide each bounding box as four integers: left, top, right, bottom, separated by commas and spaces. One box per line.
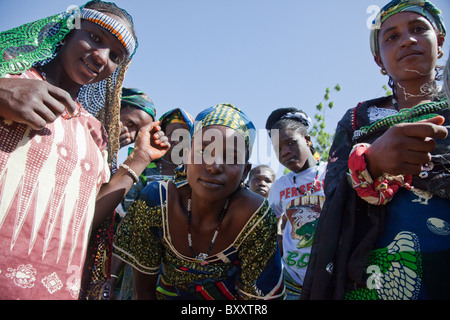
271, 126, 316, 254
0, 14, 129, 130
0, 12, 170, 230
271, 128, 317, 174
119, 105, 155, 148
132, 125, 264, 300
248, 167, 275, 198
366, 12, 448, 179
159, 122, 190, 175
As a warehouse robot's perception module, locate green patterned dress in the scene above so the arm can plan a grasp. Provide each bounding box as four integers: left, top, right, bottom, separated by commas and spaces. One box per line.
113, 180, 286, 300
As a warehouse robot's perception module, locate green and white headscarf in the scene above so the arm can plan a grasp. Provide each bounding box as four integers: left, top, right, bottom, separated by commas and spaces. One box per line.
369, 0, 446, 57
0, 2, 138, 167
121, 87, 156, 120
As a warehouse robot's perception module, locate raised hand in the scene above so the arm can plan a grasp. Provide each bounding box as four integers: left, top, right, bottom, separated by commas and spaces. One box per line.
365, 116, 448, 178
129, 120, 171, 165
0, 78, 78, 130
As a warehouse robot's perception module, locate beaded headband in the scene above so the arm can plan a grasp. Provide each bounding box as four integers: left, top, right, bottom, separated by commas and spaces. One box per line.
80, 8, 136, 57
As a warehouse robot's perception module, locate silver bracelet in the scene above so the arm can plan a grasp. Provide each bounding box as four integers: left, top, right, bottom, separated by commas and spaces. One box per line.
110, 274, 119, 279
119, 163, 138, 183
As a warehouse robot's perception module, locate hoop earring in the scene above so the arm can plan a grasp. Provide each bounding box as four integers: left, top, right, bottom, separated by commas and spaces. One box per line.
380, 68, 388, 75
438, 49, 444, 59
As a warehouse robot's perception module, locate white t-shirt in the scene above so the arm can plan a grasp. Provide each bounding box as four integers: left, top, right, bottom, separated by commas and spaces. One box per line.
268, 161, 327, 286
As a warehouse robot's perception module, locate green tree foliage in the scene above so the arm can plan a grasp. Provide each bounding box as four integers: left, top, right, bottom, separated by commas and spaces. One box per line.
309, 84, 341, 160
382, 84, 392, 96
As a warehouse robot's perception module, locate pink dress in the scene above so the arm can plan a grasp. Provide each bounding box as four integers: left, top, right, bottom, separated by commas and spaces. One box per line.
0, 69, 111, 299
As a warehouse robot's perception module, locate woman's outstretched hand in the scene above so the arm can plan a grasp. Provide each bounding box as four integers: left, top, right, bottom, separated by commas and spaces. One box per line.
0, 78, 78, 130
365, 116, 448, 178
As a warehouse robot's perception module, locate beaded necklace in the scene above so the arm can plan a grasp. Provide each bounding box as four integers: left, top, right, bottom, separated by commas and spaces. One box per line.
352, 98, 448, 142
186, 193, 229, 264
292, 161, 320, 196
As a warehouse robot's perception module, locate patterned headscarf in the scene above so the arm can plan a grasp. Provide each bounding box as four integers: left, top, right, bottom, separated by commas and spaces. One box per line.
192, 103, 256, 158
159, 108, 194, 131
172, 103, 256, 188
265, 107, 312, 136
369, 0, 446, 57
121, 87, 156, 120
0, 1, 138, 167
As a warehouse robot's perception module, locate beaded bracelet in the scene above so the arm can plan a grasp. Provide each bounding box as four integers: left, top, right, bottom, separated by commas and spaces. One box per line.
348, 143, 412, 205
119, 163, 139, 183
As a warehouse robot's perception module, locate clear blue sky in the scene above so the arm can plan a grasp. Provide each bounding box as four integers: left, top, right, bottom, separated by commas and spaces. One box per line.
1, 0, 449, 175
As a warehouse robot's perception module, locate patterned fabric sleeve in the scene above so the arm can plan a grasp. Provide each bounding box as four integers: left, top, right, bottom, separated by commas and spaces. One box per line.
112, 181, 164, 274
236, 200, 285, 300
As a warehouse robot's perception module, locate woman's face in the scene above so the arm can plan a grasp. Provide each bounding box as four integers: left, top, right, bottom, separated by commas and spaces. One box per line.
376, 12, 442, 83
119, 106, 154, 148
58, 13, 130, 86
186, 125, 250, 200
272, 128, 311, 173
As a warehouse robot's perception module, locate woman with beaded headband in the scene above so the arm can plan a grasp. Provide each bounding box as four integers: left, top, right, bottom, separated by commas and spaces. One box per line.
0, 1, 169, 300
302, 0, 450, 300
113, 103, 285, 300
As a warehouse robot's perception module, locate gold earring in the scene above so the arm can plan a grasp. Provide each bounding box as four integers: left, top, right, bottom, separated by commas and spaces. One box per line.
380, 68, 388, 75
438, 49, 444, 59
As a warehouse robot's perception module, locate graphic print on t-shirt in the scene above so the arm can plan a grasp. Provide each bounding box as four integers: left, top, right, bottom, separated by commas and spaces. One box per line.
285, 195, 325, 249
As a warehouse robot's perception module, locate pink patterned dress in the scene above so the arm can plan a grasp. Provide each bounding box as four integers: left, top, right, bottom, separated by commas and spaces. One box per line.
0, 68, 111, 299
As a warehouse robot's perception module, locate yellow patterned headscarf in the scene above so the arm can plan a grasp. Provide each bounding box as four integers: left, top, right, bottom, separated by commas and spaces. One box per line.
172, 103, 256, 188
192, 103, 256, 157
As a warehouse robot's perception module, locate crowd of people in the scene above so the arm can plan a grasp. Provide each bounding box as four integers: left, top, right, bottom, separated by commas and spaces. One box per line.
0, 0, 449, 301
